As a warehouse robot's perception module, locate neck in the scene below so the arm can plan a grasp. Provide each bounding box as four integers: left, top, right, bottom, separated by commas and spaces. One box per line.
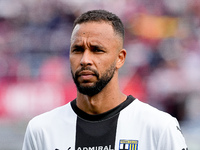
76, 76, 127, 115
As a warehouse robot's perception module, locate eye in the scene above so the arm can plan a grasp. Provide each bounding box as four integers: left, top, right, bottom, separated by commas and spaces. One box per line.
71, 47, 84, 53
94, 48, 104, 52
92, 46, 105, 53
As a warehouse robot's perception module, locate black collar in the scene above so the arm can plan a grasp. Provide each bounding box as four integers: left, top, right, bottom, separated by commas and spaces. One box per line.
70, 95, 135, 121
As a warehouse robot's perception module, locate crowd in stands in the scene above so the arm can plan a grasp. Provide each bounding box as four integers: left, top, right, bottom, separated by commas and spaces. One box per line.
0, 0, 200, 122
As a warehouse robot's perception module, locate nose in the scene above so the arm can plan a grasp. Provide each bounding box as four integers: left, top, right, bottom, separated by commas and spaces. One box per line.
80, 49, 92, 67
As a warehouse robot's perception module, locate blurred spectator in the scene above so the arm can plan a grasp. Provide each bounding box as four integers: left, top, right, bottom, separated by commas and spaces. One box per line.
0, 0, 199, 124
0, 0, 200, 149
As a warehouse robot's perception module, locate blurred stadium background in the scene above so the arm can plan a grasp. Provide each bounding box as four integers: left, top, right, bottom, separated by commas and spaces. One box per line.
0, 0, 200, 149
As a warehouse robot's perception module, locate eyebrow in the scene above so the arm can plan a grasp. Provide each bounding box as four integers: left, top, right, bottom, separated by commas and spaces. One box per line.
71, 44, 105, 50
90, 45, 105, 50
71, 44, 84, 50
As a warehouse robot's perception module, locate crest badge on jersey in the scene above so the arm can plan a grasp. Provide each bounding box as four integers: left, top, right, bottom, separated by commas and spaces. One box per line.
119, 140, 138, 150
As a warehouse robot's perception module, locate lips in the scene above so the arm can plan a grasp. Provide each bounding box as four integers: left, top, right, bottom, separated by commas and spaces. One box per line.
78, 70, 96, 80
78, 70, 95, 76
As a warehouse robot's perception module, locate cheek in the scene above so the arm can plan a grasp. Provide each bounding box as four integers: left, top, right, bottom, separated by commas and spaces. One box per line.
97, 58, 116, 72
69, 56, 78, 72
101, 56, 117, 66
70, 55, 79, 65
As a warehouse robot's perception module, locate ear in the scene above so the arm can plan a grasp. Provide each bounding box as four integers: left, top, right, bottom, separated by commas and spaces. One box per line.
116, 49, 126, 69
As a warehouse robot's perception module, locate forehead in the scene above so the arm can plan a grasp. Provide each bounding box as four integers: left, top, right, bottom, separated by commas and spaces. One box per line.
70, 22, 119, 45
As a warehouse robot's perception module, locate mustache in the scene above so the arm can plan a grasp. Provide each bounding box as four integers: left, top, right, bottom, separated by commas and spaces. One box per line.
75, 67, 99, 78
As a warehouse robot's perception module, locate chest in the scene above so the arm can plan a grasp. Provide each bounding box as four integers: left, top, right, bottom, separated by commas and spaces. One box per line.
48, 113, 151, 150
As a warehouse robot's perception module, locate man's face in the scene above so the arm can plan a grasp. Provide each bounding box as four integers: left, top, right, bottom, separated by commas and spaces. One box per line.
70, 22, 122, 96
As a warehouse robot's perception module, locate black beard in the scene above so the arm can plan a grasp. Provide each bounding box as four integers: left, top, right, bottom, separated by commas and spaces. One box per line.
71, 64, 116, 96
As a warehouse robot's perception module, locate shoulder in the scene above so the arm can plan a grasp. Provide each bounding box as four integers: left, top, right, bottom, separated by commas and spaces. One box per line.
133, 99, 173, 120
28, 102, 74, 130
23, 102, 77, 149
124, 98, 176, 130
124, 98, 188, 149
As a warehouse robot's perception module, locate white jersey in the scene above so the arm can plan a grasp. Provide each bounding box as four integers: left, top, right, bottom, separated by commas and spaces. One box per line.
22, 95, 188, 150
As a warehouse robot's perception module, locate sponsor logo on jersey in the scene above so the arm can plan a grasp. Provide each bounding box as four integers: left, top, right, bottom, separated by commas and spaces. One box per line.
55, 147, 71, 150
119, 140, 138, 150
77, 145, 114, 150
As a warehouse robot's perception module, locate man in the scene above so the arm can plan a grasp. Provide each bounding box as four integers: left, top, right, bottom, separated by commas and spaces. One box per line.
22, 10, 188, 150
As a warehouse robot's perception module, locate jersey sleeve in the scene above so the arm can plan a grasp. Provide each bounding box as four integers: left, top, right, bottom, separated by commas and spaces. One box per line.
157, 117, 188, 150
22, 120, 43, 150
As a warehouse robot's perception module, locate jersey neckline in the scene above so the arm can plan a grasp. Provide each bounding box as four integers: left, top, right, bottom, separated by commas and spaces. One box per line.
70, 95, 135, 121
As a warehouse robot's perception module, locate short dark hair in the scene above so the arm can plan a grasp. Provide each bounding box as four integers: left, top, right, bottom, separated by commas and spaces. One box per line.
73, 10, 124, 41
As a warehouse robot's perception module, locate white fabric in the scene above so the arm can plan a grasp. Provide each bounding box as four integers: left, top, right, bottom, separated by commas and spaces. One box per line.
115, 99, 187, 150
22, 103, 77, 150
22, 99, 187, 150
